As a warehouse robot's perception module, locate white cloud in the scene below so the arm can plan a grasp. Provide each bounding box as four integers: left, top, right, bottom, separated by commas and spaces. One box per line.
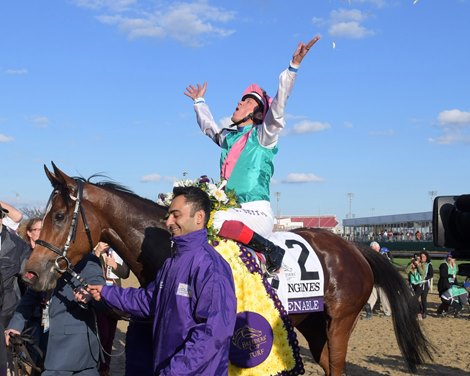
27, 115, 50, 128
0, 134, 14, 143
329, 21, 374, 39
282, 173, 324, 184
89, 1, 236, 47
331, 9, 368, 23
315, 8, 375, 39
141, 174, 162, 182
140, 174, 176, 183
368, 129, 395, 136
428, 133, 470, 145
4, 68, 28, 75
349, 0, 386, 8
283, 120, 331, 136
72, 0, 136, 11
438, 109, 470, 126
430, 109, 470, 145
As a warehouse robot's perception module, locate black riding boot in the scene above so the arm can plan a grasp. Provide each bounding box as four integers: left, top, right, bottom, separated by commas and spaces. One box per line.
247, 232, 285, 274
364, 303, 372, 319
218, 220, 285, 273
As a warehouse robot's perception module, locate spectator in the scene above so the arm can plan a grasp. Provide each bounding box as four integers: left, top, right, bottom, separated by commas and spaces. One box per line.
5, 252, 106, 376
0, 201, 23, 233
18, 218, 42, 250
363, 241, 391, 319
436, 253, 467, 317
0, 268, 5, 376
418, 251, 433, 319
17, 218, 46, 369
184, 36, 320, 274
93, 242, 130, 376
0, 206, 31, 328
406, 255, 424, 319
87, 186, 237, 375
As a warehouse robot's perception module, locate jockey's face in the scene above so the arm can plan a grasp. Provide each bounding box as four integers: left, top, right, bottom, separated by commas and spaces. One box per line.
231, 97, 259, 126
166, 195, 204, 237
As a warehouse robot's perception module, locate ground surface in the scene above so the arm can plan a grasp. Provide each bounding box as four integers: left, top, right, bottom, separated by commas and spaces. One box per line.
109, 274, 470, 375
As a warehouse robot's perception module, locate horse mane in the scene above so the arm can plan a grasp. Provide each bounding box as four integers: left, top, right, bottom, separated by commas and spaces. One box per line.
52, 174, 165, 209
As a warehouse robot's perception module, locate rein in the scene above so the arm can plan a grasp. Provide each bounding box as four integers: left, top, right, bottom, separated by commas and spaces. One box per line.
36, 179, 94, 285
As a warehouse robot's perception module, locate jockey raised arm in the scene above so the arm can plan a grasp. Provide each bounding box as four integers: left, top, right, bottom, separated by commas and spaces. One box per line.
185, 36, 320, 274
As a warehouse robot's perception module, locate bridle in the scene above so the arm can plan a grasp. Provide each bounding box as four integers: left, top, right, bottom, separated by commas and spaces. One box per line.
36, 179, 94, 284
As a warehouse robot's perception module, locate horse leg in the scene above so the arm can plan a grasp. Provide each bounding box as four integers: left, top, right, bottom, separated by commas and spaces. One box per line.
296, 312, 331, 375
325, 313, 359, 376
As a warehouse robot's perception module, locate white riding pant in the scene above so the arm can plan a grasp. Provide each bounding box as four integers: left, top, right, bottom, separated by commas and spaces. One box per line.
212, 200, 274, 239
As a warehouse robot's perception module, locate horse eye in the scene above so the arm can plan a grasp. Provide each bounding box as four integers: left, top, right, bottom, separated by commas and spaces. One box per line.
54, 213, 65, 221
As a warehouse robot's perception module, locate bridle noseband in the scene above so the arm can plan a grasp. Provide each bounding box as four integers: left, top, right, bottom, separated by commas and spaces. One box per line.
36, 179, 94, 283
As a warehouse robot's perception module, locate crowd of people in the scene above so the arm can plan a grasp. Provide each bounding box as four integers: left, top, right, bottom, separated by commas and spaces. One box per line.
362, 240, 469, 321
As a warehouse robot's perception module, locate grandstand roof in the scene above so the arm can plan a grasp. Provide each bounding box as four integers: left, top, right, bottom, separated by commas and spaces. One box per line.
342, 212, 432, 226
290, 216, 339, 228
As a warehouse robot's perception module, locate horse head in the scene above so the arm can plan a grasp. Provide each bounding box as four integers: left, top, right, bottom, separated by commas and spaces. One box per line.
23, 162, 102, 291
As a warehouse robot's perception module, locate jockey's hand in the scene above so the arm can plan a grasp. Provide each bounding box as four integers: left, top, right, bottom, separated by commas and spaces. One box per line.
87, 284, 104, 301
292, 36, 320, 66
4, 329, 21, 347
184, 82, 207, 101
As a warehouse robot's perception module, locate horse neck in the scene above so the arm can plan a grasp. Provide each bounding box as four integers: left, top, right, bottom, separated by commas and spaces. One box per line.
87, 186, 170, 286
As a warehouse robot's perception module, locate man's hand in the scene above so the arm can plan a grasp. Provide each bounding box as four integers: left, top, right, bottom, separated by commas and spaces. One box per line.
292, 36, 321, 66
4, 329, 21, 347
184, 83, 207, 100
87, 284, 104, 301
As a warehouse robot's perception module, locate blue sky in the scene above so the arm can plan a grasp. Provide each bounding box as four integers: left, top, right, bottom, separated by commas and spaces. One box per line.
1, 0, 470, 220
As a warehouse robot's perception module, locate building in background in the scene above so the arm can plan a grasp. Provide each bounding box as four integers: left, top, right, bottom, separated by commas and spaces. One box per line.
342, 212, 432, 242
275, 215, 340, 233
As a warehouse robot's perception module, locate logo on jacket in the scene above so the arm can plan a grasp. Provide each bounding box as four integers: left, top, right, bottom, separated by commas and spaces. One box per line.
176, 283, 191, 298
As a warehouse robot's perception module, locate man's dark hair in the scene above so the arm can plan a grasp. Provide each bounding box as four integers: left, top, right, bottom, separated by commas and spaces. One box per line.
172, 186, 212, 227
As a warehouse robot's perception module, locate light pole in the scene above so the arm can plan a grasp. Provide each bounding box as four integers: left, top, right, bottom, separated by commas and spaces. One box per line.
347, 192, 354, 219
275, 192, 281, 220
428, 190, 437, 205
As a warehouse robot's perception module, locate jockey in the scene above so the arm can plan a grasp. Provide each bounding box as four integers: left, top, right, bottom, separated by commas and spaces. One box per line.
185, 36, 320, 273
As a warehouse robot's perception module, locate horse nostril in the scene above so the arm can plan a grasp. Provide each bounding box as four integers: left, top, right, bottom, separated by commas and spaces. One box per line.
23, 271, 38, 285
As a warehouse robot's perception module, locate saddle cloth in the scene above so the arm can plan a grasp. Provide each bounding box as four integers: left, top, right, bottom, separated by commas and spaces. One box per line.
267, 231, 325, 314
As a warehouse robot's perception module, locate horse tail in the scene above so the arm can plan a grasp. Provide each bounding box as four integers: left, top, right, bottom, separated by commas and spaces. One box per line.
358, 245, 434, 372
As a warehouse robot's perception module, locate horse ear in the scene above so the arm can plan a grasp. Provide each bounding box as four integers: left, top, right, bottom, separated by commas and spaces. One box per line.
44, 164, 61, 187
52, 162, 77, 196
48, 162, 78, 196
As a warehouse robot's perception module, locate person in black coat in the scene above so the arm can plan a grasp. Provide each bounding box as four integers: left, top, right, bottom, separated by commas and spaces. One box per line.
5, 253, 106, 376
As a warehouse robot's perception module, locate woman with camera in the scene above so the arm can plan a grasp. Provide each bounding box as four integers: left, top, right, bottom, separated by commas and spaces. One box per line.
406, 255, 425, 319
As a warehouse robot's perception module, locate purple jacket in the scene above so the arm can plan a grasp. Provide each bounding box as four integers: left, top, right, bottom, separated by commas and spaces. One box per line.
101, 229, 237, 375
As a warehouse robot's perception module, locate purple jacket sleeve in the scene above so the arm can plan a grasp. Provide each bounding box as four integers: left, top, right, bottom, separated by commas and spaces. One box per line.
160, 264, 236, 375
101, 279, 157, 319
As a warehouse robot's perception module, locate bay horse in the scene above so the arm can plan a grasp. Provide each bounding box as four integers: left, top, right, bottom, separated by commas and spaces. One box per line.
23, 163, 432, 376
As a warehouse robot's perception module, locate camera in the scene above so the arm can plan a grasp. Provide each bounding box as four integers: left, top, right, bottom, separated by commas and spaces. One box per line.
433, 195, 470, 257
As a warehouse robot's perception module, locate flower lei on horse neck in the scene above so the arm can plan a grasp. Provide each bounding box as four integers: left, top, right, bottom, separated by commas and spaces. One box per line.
157, 175, 239, 241
157, 176, 303, 376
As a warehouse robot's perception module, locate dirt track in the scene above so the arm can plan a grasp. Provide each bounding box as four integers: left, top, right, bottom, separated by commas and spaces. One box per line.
109, 275, 470, 375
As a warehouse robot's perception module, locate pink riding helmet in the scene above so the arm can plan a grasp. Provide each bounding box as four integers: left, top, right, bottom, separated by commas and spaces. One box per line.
241, 84, 272, 121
